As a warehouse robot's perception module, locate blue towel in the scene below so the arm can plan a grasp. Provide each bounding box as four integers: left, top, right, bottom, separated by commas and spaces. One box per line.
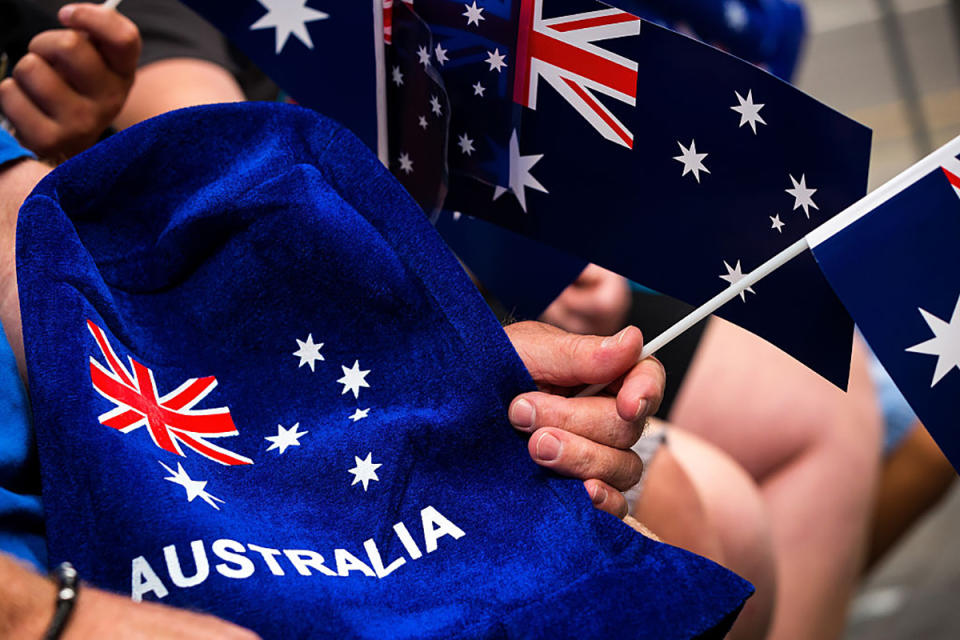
17, 102, 751, 639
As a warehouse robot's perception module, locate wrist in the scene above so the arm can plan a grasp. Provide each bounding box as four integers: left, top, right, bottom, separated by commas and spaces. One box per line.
0, 554, 57, 639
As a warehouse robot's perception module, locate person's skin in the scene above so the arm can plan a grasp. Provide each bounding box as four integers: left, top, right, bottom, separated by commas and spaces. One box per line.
0, 552, 260, 639
539, 263, 632, 337
669, 318, 882, 640
504, 321, 663, 517
0, 4, 141, 160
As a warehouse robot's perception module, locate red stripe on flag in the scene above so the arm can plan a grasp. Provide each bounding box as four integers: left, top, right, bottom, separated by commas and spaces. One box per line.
548, 13, 639, 33
527, 30, 637, 98
561, 77, 633, 148
513, 0, 537, 106
943, 167, 960, 190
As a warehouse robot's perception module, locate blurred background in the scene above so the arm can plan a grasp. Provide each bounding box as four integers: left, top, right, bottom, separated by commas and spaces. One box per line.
794, 1, 960, 637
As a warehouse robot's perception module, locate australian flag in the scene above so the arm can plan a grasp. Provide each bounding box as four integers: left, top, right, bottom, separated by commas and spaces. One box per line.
16, 102, 752, 639
388, 0, 871, 387
810, 137, 960, 471
179, 0, 387, 157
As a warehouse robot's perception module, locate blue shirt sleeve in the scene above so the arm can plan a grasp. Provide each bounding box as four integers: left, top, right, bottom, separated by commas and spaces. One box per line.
0, 326, 45, 570
0, 126, 36, 168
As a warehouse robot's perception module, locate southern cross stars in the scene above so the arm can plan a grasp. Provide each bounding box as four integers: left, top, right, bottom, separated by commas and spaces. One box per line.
398, 152, 413, 174
434, 43, 449, 65
786, 174, 819, 217
430, 95, 442, 116
348, 452, 381, 491
265, 422, 308, 454
293, 334, 324, 371
731, 90, 766, 134
906, 294, 960, 387
720, 260, 755, 302
338, 360, 371, 398
674, 140, 710, 183
486, 48, 507, 72
349, 408, 370, 422
418, 115, 428, 129
417, 45, 431, 67
160, 461, 224, 510
472, 81, 485, 97
493, 130, 548, 213
770, 214, 785, 233
463, 1, 485, 26
458, 133, 475, 156
250, 0, 329, 55
391, 66, 404, 86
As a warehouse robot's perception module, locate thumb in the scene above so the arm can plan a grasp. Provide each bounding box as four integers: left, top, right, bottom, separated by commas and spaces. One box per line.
59, 4, 141, 75
506, 321, 644, 389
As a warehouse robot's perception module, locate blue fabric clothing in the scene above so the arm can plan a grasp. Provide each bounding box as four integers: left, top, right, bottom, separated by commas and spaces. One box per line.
0, 326, 45, 570
0, 127, 35, 168
16, 102, 752, 639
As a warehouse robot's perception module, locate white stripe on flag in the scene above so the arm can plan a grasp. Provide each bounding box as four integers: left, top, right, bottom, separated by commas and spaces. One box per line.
807, 135, 960, 248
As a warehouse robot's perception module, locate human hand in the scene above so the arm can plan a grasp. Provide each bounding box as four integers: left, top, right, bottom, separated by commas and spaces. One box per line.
539, 263, 631, 336
503, 321, 665, 518
0, 3, 141, 159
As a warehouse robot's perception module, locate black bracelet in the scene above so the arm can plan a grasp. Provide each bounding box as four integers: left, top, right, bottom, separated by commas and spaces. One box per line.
43, 562, 79, 640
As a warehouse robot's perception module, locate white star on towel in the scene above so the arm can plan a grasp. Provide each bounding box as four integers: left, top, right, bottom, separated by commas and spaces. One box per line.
160, 461, 224, 510
265, 422, 308, 454
906, 294, 960, 387
349, 408, 370, 422
337, 360, 371, 398
293, 334, 324, 371
348, 452, 381, 491
417, 45, 432, 67
391, 66, 404, 86
250, 0, 329, 54
434, 43, 449, 65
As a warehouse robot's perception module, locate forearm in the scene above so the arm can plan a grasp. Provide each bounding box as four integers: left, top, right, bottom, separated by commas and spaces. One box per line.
0, 551, 56, 639
0, 158, 51, 380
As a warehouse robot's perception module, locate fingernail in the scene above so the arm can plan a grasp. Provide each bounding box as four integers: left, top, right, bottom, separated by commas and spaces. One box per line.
58, 5, 75, 21
633, 399, 647, 422
601, 327, 629, 349
590, 484, 607, 505
509, 398, 535, 430
535, 433, 562, 462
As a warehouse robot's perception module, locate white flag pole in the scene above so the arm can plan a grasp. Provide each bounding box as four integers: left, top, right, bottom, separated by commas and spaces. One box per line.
577, 237, 810, 397
578, 133, 960, 398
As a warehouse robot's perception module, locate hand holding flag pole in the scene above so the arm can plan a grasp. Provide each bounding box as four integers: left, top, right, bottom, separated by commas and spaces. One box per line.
580, 133, 960, 398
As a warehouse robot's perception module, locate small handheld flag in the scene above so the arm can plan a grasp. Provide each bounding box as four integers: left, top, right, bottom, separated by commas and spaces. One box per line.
809, 136, 960, 471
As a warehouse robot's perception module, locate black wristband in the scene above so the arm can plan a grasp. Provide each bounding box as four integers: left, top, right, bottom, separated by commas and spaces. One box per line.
44, 562, 79, 640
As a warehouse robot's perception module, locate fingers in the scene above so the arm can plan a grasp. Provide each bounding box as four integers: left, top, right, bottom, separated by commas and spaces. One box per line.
506, 320, 644, 389
0, 76, 60, 154
28, 29, 111, 97
58, 3, 141, 75
526, 427, 643, 491
615, 355, 665, 425
584, 479, 628, 518
509, 391, 645, 448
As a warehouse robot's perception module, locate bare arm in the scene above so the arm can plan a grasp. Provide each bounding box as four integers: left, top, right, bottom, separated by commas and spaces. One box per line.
0, 158, 51, 380
0, 551, 260, 639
